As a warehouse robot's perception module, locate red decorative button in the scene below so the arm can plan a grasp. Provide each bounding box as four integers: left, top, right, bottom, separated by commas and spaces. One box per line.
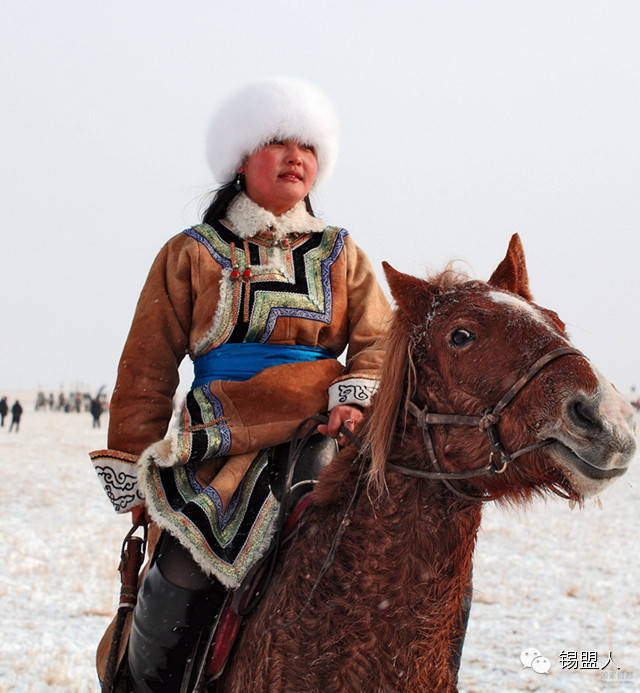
231, 269, 239, 278
243, 268, 251, 278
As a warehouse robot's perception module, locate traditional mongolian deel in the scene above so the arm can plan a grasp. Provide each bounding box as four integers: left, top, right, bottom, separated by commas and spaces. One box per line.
90, 193, 390, 584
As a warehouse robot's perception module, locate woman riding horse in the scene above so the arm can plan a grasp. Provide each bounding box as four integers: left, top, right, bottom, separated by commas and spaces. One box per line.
90, 77, 390, 692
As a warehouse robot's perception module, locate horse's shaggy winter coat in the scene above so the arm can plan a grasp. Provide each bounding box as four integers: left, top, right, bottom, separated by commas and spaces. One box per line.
216, 234, 635, 692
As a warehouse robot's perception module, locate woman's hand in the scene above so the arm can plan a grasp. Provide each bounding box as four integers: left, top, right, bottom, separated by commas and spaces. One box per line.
131, 504, 149, 526
317, 404, 363, 444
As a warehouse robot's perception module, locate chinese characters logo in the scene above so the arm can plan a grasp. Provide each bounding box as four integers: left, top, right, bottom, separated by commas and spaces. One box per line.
520, 648, 632, 682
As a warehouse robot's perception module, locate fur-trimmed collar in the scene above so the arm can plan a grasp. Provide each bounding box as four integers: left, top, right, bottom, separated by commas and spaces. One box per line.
224, 193, 326, 240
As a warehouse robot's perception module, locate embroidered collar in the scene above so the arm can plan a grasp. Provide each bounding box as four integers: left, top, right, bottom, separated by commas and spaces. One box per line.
224, 192, 326, 240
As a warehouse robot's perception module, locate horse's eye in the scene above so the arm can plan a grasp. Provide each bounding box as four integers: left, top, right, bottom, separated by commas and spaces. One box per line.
450, 328, 476, 347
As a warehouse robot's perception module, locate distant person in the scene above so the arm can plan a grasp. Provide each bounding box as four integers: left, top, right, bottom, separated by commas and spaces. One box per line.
8, 400, 23, 432
0, 397, 7, 427
90, 397, 103, 428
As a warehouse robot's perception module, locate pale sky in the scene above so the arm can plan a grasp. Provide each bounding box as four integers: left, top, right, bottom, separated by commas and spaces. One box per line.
1, 0, 639, 396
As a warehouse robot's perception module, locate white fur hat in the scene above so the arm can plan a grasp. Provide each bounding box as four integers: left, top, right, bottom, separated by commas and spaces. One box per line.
206, 77, 340, 188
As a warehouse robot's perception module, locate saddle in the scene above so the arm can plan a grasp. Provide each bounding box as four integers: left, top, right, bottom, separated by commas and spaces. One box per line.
268, 431, 338, 505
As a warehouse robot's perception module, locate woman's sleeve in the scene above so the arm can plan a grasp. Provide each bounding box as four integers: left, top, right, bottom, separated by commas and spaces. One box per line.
89, 235, 197, 512
327, 235, 391, 411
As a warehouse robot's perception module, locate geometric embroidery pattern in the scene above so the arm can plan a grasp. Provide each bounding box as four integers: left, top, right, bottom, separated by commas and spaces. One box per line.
184, 222, 347, 350
143, 448, 280, 587
175, 386, 232, 466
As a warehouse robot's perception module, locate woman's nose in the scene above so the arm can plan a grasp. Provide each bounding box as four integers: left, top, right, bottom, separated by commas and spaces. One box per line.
285, 144, 303, 164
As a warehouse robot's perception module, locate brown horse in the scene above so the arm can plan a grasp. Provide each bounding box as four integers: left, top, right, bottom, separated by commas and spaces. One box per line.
216, 234, 636, 692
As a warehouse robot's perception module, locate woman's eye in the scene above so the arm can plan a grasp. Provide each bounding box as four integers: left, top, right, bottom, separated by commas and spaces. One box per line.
450, 328, 476, 347
269, 139, 284, 146
301, 143, 315, 151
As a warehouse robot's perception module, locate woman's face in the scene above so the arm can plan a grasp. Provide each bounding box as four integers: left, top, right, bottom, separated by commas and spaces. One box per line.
240, 139, 317, 216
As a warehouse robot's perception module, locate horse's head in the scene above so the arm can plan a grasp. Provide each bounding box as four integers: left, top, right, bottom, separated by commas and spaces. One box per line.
369, 234, 636, 503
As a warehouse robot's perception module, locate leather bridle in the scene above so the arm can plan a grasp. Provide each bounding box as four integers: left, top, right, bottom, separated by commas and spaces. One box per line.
246, 346, 584, 631
386, 345, 584, 502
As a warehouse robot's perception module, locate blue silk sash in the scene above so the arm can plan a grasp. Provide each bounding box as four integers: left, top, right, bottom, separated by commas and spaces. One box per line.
192, 343, 334, 388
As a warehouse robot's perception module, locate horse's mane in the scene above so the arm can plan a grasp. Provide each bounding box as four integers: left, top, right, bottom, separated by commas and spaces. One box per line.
362, 265, 471, 494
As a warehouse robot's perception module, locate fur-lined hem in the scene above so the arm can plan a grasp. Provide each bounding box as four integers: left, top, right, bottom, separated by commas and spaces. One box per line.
137, 447, 281, 588
137, 438, 180, 470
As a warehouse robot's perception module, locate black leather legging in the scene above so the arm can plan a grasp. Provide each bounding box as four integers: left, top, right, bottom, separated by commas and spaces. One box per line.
127, 532, 226, 693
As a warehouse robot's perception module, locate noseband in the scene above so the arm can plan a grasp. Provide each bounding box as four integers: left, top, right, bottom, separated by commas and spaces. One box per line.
386, 345, 584, 502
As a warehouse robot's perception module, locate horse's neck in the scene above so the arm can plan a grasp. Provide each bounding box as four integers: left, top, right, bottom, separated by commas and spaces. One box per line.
310, 453, 481, 685
315, 448, 482, 568
350, 466, 481, 586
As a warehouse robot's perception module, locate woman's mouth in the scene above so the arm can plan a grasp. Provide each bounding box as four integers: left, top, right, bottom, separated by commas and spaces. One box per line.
279, 171, 303, 182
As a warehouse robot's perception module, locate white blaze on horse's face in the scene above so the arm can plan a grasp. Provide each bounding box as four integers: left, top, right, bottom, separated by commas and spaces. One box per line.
488, 288, 636, 498
488, 291, 548, 325
488, 290, 568, 341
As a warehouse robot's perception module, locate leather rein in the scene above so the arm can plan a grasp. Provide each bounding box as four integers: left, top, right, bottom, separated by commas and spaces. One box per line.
386, 345, 584, 502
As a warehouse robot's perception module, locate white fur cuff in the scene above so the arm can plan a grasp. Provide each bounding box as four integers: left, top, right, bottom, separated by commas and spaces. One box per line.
328, 377, 378, 410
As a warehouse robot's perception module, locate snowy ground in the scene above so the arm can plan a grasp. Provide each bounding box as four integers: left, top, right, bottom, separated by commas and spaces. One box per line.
0, 393, 637, 692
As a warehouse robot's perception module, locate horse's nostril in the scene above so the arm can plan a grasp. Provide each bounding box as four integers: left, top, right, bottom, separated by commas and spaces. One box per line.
569, 399, 602, 432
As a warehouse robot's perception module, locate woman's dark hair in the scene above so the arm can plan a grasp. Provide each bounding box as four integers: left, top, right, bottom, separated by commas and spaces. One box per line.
202, 178, 315, 226
202, 180, 241, 225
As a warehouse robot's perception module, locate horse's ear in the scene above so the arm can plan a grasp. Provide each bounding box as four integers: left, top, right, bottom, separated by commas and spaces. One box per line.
488, 234, 533, 300
382, 261, 434, 320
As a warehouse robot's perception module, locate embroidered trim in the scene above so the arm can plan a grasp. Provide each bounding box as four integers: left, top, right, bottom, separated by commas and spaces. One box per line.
258, 228, 346, 342
186, 223, 348, 354
139, 448, 281, 588
328, 377, 379, 410
89, 450, 144, 513
225, 193, 326, 239
175, 386, 232, 464
184, 462, 244, 530
183, 227, 232, 268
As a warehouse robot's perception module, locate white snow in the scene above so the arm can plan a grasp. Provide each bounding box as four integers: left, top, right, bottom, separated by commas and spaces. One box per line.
0, 393, 637, 691
0, 394, 130, 693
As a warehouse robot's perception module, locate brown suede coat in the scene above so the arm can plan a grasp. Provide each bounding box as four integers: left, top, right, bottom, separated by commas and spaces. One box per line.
92, 206, 389, 686
92, 215, 389, 510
